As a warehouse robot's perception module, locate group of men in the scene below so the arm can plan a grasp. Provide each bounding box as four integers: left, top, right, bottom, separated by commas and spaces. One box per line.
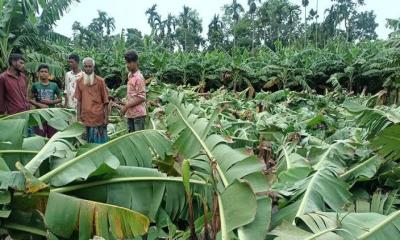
0, 50, 146, 143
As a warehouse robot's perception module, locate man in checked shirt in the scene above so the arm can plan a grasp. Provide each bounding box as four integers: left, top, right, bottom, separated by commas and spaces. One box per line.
113, 50, 146, 132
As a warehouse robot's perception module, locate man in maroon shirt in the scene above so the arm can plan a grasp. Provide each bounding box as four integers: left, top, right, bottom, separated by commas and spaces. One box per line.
0, 53, 30, 115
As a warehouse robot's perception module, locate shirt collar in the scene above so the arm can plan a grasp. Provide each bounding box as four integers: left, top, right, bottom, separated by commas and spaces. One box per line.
6, 69, 24, 80
70, 70, 82, 75
129, 70, 140, 78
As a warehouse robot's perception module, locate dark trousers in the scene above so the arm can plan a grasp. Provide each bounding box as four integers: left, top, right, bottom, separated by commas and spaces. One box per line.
128, 116, 145, 133
34, 122, 57, 138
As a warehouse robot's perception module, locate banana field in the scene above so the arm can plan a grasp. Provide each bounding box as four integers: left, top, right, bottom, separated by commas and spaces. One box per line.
2, 0, 400, 239
75, 37, 400, 106
1, 80, 400, 239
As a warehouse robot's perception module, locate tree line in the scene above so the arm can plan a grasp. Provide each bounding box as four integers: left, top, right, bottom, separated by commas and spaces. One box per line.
71, 0, 379, 52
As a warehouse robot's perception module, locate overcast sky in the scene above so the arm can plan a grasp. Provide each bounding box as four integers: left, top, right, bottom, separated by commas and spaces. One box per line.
54, 0, 399, 39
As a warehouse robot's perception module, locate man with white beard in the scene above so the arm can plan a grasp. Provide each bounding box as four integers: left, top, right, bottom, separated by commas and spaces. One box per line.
74, 57, 109, 143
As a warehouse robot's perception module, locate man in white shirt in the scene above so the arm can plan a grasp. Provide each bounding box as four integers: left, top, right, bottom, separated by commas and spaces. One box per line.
64, 54, 82, 109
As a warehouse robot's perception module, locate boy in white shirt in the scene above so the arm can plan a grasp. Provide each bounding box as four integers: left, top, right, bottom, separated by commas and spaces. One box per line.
64, 54, 82, 109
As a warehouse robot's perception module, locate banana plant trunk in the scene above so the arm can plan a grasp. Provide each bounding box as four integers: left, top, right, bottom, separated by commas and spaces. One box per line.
187, 192, 198, 240
211, 192, 220, 240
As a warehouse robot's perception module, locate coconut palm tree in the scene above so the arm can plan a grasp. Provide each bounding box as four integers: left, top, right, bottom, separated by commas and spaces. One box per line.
302, 0, 309, 46
248, 0, 260, 53
145, 4, 162, 37
224, 0, 244, 48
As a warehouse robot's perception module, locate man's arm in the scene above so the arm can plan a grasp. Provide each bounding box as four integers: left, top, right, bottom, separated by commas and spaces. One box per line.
76, 101, 81, 122
74, 80, 82, 122
41, 98, 61, 105
110, 101, 124, 110
125, 96, 145, 108
100, 79, 109, 125
104, 103, 109, 125
41, 84, 62, 105
0, 76, 6, 114
64, 73, 69, 107
52, 85, 62, 105
29, 99, 48, 108
29, 85, 48, 108
121, 97, 145, 115
121, 77, 146, 114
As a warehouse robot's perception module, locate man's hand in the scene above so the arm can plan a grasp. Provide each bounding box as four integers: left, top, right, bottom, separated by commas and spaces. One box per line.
39, 103, 49, 108
121, 105, 128, 115
41, 99, 53, 105
110, 101, 123, 110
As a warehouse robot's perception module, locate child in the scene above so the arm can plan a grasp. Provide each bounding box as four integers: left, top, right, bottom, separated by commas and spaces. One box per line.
30, 64, 61, 137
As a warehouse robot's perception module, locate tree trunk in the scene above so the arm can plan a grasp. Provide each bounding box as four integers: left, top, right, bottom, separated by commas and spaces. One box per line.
361, 86, 367, 96
187, 192, 198, 240
233, 20, 237, 49
251, 13, 255, 54
335, 10, 339, 37
211, 193, 220, 240
315, 0, 319, 48
202, 198, 210, 240
184, 29, 187, 51
264, 27, 267, 46
345, 17, 349, 41
348, 77, 353, 93
304, 6, 307, 47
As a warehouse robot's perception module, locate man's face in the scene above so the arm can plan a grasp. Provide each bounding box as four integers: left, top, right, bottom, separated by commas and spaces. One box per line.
13, 59, 25, 72
68, 59, 78, 70
126, 61, 137, 72
83, 61, 94, 75
38, 68, 49, 81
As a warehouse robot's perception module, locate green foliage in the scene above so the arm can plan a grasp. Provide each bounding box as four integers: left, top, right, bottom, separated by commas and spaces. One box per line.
1, 1, 400, 239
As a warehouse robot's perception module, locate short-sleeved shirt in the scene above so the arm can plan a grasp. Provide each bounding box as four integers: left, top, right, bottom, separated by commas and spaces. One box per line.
31, 81, 60, 108
74, 75, 109, 127
125, 70, 146, 119
0, 70, 30, 115
64, 70, 82, 108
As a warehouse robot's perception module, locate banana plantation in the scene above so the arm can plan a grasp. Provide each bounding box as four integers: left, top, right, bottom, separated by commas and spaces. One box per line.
1, 0, 400, 239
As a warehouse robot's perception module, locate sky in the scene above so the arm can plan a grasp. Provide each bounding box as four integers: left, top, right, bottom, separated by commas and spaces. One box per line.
53, 0, 399, 39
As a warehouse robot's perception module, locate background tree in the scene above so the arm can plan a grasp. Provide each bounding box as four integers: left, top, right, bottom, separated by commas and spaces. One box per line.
248, 0, 260, 52
207, 15, 225, 51
175, 6, 203, 51
302, 0, 309, 46
145, 4, 162, 44
162, 14, 177, 51
386, 17, 400, 38
330, 0, 366, 41
349, 11, 378, 41
257, 0, 302, 48
126, 28, 144, 50
307, 7, 320, 47
72, 10, 116, 48
97, 11, 116, 36
0, 0, 77, 70
223, 0, 245, 48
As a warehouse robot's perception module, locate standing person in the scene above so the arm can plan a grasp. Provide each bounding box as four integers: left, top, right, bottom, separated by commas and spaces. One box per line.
29, 64, 61, 138
0, 53, 30, 115
113, 50, 146, 132
64, 54, 82, 109
74, 57, 109, 143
